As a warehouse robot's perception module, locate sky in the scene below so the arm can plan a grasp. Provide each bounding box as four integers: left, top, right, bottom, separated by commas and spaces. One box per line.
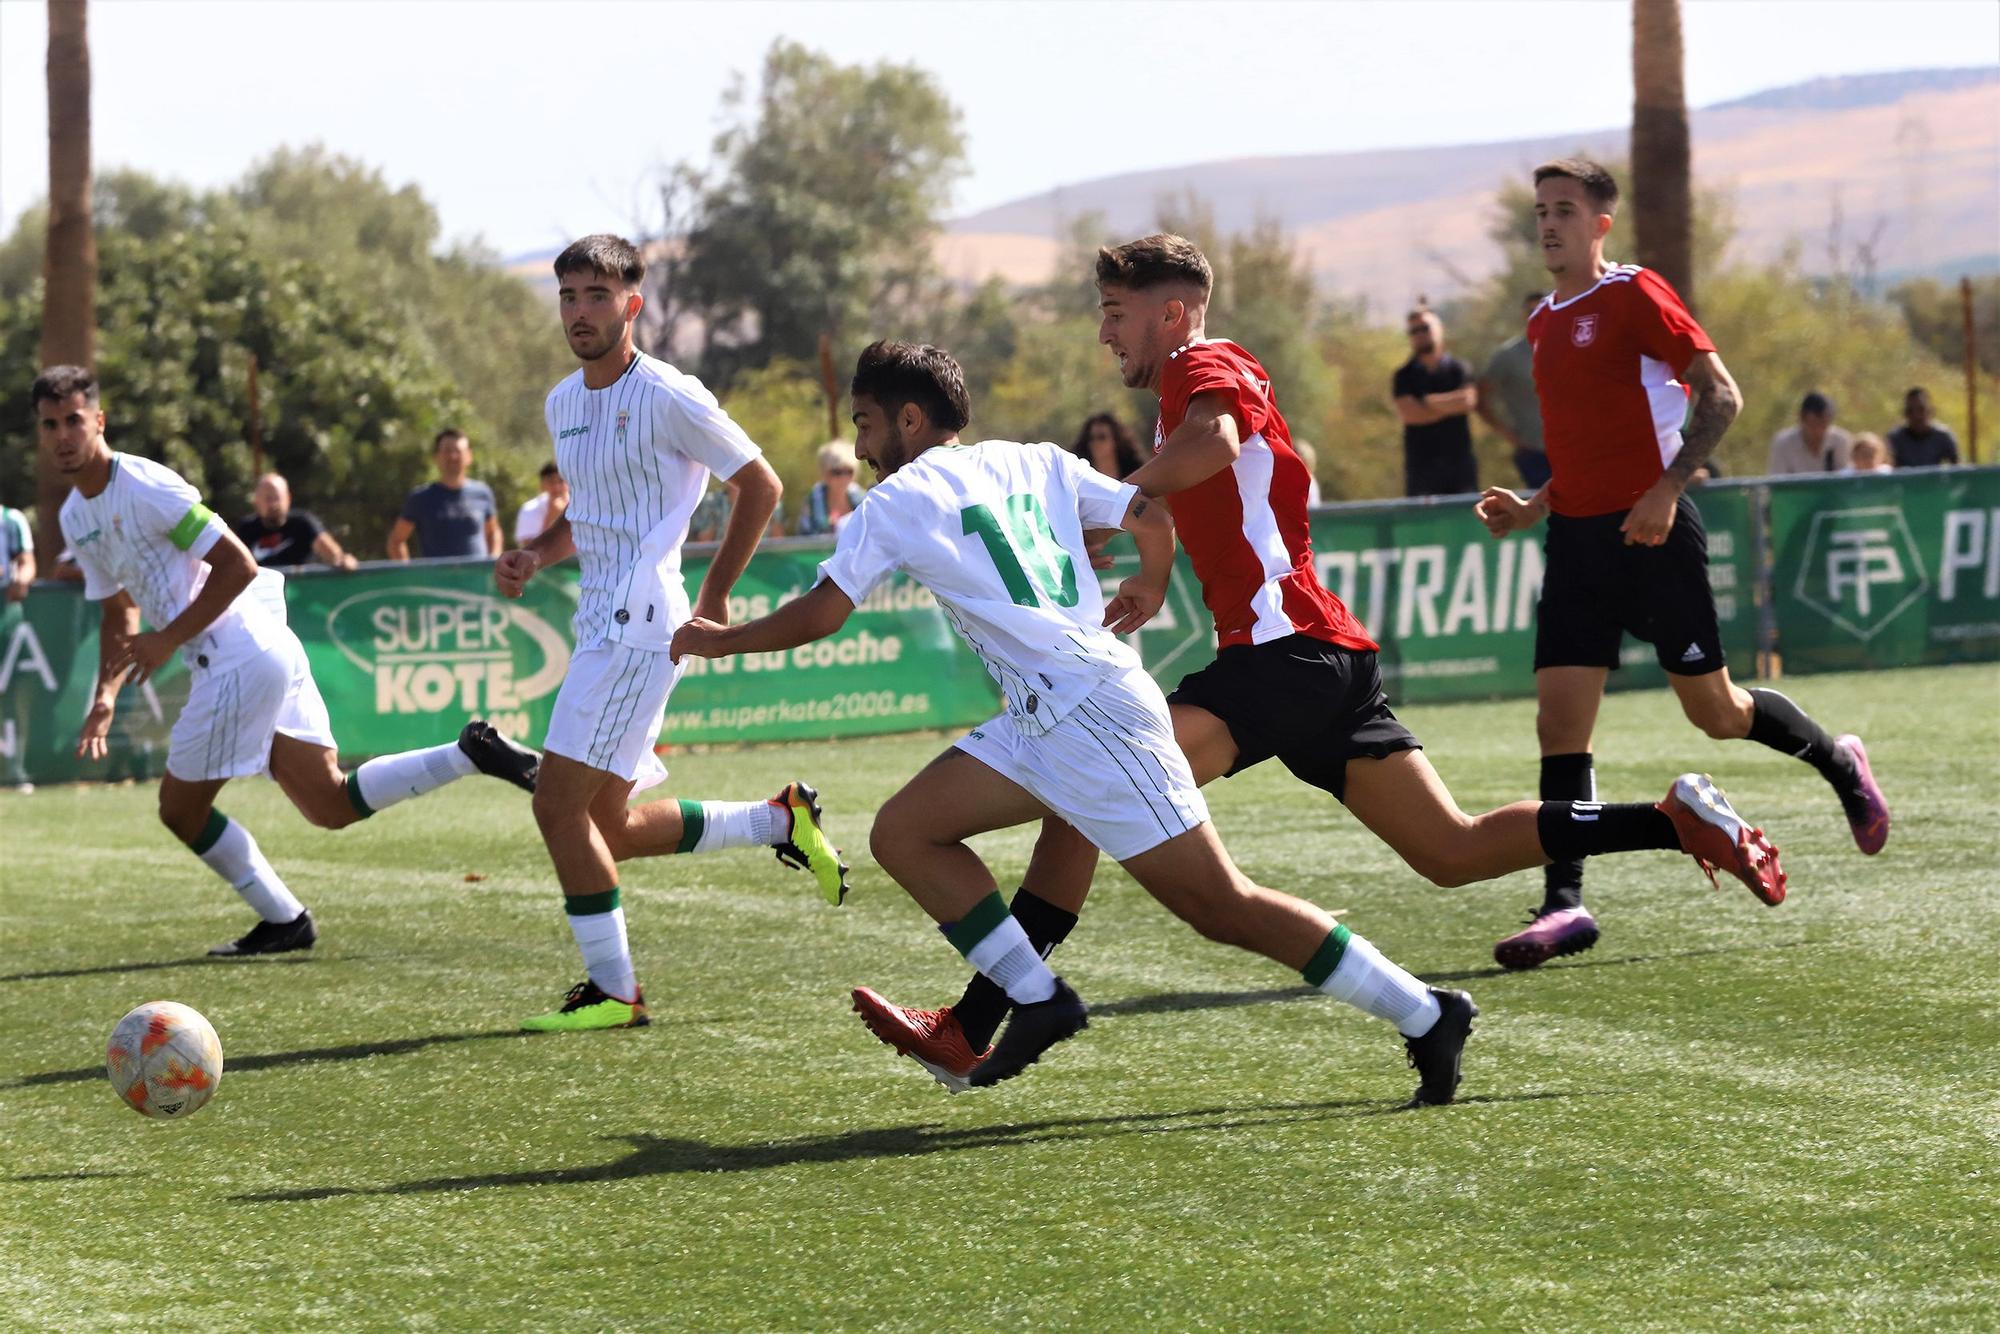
2, 0, 1996, 258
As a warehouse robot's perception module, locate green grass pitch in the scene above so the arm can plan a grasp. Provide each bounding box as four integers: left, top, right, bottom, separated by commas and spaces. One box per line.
2, 664, 1996, 1330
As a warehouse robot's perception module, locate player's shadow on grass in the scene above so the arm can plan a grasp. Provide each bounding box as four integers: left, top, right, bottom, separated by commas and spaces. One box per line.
237, 1091, 1590, 1204
1422, 937, 1819, 985
8, 1028, 529, 1089
0, 954, 329, 983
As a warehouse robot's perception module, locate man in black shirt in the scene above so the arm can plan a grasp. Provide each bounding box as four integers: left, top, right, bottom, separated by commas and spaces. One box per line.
1887, 387, 1961, 468
1392, 309, 1479, 497
232, 473, 358, 569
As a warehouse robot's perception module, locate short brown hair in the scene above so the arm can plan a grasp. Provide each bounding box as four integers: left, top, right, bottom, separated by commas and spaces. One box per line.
1534, 158, 1620, 214
1095, 234, 1213, 297
31, 365, 98, 408
434, 428, 468, 451
554, 233, 645, 287
850, 341, 971, 433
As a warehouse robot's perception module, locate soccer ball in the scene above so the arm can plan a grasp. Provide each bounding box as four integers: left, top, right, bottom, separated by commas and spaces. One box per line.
105, 1001, 223, 1120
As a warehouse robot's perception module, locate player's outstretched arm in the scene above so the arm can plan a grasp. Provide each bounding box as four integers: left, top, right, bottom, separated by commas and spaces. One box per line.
1623, 352, 1741, 546
671, 578, 855, 664
77, 591, 139, 759
1104, 493, 1174, 634
690, 457, 782, 623
1123, 392, 1241, 498
107, 531, 257, 685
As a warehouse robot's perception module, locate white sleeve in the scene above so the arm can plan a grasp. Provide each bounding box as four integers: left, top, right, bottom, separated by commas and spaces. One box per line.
513, 500, 539, 544
815, 491, 903, 606
59, 506, 118, 601
1062, 448, 1139, 529
660, 375, 762, 481
131, 461, 226, 559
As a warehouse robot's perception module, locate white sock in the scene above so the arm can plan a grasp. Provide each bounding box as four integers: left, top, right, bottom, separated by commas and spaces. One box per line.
352, 742, 478, 814
567, 904, 637, 1002
1319, 933, 1441, 1037
964, 916, 1058, 1004
196, 817, 306, 924
683, 799, 783, 852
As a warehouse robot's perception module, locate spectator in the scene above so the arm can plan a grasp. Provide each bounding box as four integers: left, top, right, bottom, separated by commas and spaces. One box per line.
233, 473, 358, 570
387, 428, 502, 560
1765, 391, 1853, 475
1848, 432, 1894, 474
1887, 387, 1961, 468
795, 440, 865, 536
2, 501, 33, 601
1071, 412, 1145, 479
1476, 292, 1551, 488
1392, 308, 1479, 497
1293, 438, 1324, 505
514, 461, 568, 543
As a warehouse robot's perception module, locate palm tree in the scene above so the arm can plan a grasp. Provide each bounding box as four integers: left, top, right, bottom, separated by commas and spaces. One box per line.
1631, 0, 1694, 309
38, 0, 95, 557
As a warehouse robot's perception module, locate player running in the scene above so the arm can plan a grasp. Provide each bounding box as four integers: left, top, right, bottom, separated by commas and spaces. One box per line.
39, 365, 539, 957
495, 234, 849, 1034
850, 235, 1785, 1089
672, 340, 1479, 1104
1473, 160, 1889, 968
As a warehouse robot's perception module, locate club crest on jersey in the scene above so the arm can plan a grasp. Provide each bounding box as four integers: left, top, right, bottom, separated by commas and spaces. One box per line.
615, 409, 629, 448
1571, 315, 1599, 347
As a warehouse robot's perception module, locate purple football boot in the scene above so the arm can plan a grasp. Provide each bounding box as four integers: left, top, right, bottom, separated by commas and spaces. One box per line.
1492, 905, 1600, 971
1836, 735, 1889, 855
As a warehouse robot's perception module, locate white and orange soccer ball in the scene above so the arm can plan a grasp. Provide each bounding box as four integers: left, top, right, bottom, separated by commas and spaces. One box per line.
105, 1001, 223, 1120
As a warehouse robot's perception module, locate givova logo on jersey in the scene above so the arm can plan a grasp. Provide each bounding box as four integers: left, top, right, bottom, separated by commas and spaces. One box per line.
325, 587, 570, 731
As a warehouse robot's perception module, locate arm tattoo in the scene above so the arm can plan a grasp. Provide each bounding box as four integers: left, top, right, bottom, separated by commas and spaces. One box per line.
1668, 379, 1740, 484
1130, 497, 1150, 519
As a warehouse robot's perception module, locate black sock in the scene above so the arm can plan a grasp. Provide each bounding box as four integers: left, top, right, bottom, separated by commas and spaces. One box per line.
1537, 801, 1681, 861
1745, 688, 1855, 789
953, 887, 1080, 1050
1540, 753, 1593, 912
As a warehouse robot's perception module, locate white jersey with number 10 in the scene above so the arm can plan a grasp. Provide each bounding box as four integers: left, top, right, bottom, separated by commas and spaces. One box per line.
816, 441, 1141, 736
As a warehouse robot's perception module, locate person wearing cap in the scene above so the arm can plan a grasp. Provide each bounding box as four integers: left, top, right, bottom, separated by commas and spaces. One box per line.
1765, 391, 1853, 476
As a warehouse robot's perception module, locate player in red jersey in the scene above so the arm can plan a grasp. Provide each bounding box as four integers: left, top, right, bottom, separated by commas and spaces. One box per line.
1472, 159, 1890, 970
851, 234, 1787, 1091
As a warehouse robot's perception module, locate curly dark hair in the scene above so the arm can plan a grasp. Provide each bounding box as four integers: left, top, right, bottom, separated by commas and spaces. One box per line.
1070, 412, 1145, 478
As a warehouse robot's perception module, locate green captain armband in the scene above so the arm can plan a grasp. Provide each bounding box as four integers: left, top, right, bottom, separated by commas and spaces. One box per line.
168, 503, 216, 551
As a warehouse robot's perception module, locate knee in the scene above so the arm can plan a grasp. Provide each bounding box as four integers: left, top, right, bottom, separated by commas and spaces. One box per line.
868, 817, 911, 879
157, 801, 206, 846
598, 818, 637, 862
531, 785, 566, 834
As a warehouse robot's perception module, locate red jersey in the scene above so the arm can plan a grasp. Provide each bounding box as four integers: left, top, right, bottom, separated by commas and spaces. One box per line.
1528, 264, 1716, 518
1155, 339, 1376, 652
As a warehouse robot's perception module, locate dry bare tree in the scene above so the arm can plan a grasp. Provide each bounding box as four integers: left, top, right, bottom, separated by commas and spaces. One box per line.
1631, 0, 1694, 308
38, 0, 96, 556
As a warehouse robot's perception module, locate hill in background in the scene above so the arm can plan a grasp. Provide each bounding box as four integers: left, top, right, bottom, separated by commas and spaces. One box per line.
940, 67, 2000, 318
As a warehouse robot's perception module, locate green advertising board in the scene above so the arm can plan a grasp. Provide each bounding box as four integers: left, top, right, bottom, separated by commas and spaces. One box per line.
1766, 466, 2000, 674
3, 469, 1995, 786
1107, 485, 1758, 703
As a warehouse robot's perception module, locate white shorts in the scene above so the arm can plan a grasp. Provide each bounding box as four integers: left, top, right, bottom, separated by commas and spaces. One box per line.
167, 630, 335, 782
543, 642, 681, 789
954, 665, 1208, 862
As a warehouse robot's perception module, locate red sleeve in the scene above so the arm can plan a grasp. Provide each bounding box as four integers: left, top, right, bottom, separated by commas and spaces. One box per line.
1167, 345, 1258, 439
1628, 268, 1715, 374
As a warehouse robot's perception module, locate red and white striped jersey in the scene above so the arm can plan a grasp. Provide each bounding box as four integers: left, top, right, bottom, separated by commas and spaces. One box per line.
1528, 264, 1716, 518
1155, 339, 1376, 652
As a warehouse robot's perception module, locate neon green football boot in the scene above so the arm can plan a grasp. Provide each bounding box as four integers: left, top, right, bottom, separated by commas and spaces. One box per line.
772, 780, 851, 906
521, 980, 650, 1032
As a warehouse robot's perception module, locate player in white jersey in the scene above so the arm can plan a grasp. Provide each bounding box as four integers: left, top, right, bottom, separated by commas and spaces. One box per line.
37, 366, 540, 956
494, 235, 850, 1033
672, 342, 1477, 1103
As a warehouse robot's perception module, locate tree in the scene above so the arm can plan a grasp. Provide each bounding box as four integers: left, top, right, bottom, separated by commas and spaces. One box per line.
0, 201, 477, 546
660, 41, 968, 389
36, 0, 95, 557
1631, 0, 1694, 306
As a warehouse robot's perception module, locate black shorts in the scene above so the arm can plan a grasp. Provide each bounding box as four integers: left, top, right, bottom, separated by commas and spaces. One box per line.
1166, 635, 1421, 801
1534, 493, 1725, 675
